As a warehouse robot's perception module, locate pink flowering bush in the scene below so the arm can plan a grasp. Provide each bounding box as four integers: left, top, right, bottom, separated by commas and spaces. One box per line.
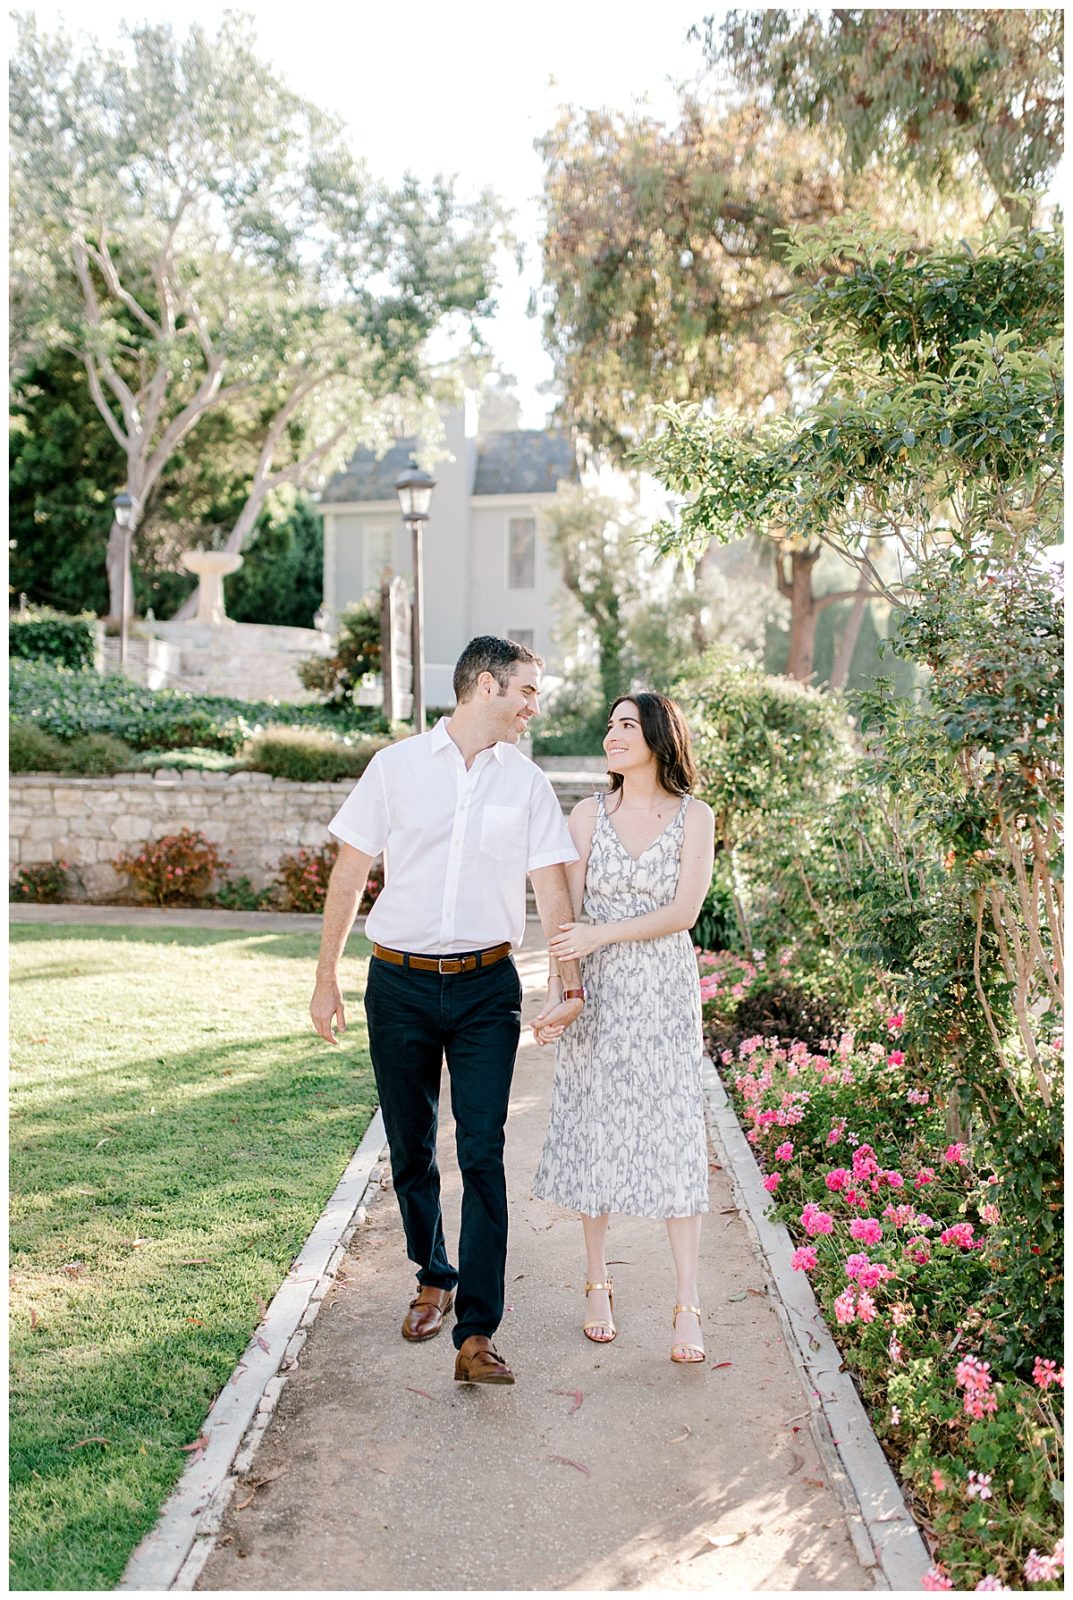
113, 829, 229, 907
703, 957, 1064, 1591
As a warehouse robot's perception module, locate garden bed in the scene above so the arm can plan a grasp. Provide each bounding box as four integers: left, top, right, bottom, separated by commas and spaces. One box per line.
697, 948, 1064, 1593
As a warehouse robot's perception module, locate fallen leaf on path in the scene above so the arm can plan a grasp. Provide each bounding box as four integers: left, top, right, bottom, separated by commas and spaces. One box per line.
235, 1491, 256, 1512
126, 1238, 150, 1248
708, 1161, 723, 1171
31, 1037, 50, 1044
710, 1361, 733, 1370
727, 1292, 746, 1302
668, 1425, 692, 1444
405, 1387, 434, 1401
719, 1206, 737, 1214
546, 1455, 590, 1476
60, 1261, 85, 1277
787, 1451, 804, 1475
550, 1388, 583, 1414
804, 1477, 825, 1489
255, 1335, 270, 1353
705, 1532, 746, 1548
877, 1509, 906, 1522
746, 1286, 767, 1297
67, 1437, 109, 1449
182, 1433, 210, 1459
229, 1364, 247, 1385
807, 1334, 822, 1352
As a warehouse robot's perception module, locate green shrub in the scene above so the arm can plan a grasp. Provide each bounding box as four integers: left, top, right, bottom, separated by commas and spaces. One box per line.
136, 748, 242, 773
10, 660, 386, 753
241, 727, 394, 783
9, 607, 99, 670
9, 721, 68, 773
113, 828, 229, 907
297, 600, 381, 704
10, 862, 71, 903
213, 875, 275, 911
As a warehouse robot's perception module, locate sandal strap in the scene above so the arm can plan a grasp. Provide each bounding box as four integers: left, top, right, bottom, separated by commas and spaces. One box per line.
584, 1278, 613, 1294
582, 1319, 616, 1332
673, 1303, 702, 1320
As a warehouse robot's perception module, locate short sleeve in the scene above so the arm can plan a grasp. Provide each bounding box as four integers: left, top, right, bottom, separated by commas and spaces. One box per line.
328, 753, 390, 856
525, 772, 580, 872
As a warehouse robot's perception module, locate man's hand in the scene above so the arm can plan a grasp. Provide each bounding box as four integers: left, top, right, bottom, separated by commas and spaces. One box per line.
310, 977, 346, 1044
531, 994, 584, 1047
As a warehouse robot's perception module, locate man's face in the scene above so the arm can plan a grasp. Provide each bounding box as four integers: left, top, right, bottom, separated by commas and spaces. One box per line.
486, 662, 541, 742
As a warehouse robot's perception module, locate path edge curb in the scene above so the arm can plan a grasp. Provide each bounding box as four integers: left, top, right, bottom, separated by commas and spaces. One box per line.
116, 1110, 389, 1592
702, 1058, 932, 1593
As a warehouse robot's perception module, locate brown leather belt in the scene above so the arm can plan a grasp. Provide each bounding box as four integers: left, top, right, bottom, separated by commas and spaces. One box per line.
372, 941, 512, 975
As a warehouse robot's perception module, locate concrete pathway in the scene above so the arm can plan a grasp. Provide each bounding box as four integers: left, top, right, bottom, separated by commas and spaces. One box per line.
194, 937, 875, 1593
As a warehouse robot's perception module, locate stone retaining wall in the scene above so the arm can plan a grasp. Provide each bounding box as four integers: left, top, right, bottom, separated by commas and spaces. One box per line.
9, 768, 606, 903
10, 772, 356, 901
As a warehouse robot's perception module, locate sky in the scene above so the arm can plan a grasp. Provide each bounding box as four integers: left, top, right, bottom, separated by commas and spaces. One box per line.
22, 0, 718, 425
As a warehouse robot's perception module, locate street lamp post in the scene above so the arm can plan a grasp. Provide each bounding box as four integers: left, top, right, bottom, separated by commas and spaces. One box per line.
112, 491, 136, 674
393, 459, 436, 733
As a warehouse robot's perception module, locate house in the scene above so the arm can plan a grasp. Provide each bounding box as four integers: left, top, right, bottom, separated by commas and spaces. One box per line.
316, 400, 578, 705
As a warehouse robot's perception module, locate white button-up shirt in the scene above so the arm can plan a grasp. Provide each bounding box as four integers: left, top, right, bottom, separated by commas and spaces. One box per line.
328, 718, 578, 954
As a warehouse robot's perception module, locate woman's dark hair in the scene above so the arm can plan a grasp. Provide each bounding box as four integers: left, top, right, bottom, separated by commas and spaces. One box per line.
606, 692, 698, 798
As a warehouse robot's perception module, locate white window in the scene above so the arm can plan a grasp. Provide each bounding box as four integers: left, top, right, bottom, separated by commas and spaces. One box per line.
363, 523, 393, 595
510, 628, 535, 651
507, 517, 536, 590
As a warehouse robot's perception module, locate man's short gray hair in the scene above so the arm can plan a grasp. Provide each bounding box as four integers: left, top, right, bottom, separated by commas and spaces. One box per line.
453, 635, 544, 702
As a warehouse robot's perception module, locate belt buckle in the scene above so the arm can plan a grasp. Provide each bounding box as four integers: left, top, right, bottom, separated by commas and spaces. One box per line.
438, 957, 463, 974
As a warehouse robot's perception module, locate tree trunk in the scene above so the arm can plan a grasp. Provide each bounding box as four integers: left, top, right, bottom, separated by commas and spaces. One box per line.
829, 589, 870, 691
779, 546, 821, 682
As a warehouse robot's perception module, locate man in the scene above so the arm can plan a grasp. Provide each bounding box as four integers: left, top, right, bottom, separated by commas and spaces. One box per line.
310, 636, 585, 1385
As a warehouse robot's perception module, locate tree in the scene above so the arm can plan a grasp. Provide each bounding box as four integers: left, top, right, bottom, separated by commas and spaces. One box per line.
708, 9, 1064, 221
10, 11, 501, 620
541, 485, 641, 708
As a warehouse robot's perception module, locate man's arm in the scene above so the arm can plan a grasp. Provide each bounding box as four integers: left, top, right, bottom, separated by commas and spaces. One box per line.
529, 861, 585, 1042
310, 842, 374, 1043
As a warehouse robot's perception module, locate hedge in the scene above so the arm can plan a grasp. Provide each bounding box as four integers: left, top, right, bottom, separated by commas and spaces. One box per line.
239, 726, 395, 782
9, 608, 99, 671
10, 722, 134, 775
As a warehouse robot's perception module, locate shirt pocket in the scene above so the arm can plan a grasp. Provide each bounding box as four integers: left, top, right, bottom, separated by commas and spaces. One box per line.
480, 803, 526, 864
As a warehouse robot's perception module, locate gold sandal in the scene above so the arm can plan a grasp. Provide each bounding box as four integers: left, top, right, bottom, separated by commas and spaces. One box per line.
671, 1303, 705, 1364
582, 1277, 616, 1343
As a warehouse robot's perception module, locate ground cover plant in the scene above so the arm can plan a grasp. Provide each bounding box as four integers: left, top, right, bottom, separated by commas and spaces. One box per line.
697, 947, 1064, 1591
10, 660, 386, 754
9, 924, 376, 1590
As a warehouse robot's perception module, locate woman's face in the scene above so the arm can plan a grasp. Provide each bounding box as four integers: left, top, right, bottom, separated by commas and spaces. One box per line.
604, 701, 653, 776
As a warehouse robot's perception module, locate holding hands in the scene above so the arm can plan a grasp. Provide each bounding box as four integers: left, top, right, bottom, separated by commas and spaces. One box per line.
548, 920, 605, 962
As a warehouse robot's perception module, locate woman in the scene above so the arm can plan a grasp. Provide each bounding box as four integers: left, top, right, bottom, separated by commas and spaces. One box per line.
532, 692, 716, 1363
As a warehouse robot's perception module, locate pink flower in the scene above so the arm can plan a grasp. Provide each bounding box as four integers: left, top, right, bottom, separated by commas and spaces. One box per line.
888, 1334, 904, 1364
886, 1012, 905, 1033
762, 1173, 780, 1192
774, 1141, 794, 1162
801, 1204, 834, 1236
931, 1469, 946, 1491
943, 1142, 969, 1166
833, 1287, 856, 1325
940, 1222, 976, 1250
906, 1088, 929, 1105
886, 1049, 905, 1066
974, 1578, 1009, 1592
790, 1246, 818, 1272
966, 1470, 993, 1500
855, 1290, 877, 1323
845, 1253, 871, 1280
922, 1564, 954, 1590
1033, 1356, 1063, 1391
857, 1262, 892, 1290
825, 1168, 849, 1191
826, 1120, 846, 1146
905, 1236, 931, 1265
1024, 1542, 1064, 1583
914, 1167, 936, 1188
850, 1217, 883, 1246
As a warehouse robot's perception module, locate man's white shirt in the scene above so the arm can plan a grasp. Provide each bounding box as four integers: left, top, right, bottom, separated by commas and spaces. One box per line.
328, 717, 579, 953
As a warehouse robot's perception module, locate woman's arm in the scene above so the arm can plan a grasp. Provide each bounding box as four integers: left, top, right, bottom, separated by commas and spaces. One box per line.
547, 797, 598, 992
549, 800, 715, 960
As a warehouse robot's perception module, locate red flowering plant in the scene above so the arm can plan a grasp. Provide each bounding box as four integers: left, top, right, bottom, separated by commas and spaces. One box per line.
10, 861, 71, 903
113, 829, 229, 906
276, 844, 383, 916
702, 959, 1064, 1591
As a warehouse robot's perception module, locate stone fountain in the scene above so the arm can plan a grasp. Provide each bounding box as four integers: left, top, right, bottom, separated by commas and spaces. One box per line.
139, 546, 334, 701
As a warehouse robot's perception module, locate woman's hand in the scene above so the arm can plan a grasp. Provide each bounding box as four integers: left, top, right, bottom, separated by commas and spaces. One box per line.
548, 921, 606, 961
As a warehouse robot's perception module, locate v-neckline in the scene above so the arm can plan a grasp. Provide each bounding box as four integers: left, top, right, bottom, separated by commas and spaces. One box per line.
602, 794, 685, 864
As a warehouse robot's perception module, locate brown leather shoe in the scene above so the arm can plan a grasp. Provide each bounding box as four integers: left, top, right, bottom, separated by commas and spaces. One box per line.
401, 1286, 454, 1342
453, 1334, 515, 1384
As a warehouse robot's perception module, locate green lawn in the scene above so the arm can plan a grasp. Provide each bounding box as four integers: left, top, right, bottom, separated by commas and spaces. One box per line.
9, 924, 376, 1591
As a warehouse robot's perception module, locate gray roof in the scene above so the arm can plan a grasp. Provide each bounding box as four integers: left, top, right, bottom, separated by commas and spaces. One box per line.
320, 429, 576, 504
